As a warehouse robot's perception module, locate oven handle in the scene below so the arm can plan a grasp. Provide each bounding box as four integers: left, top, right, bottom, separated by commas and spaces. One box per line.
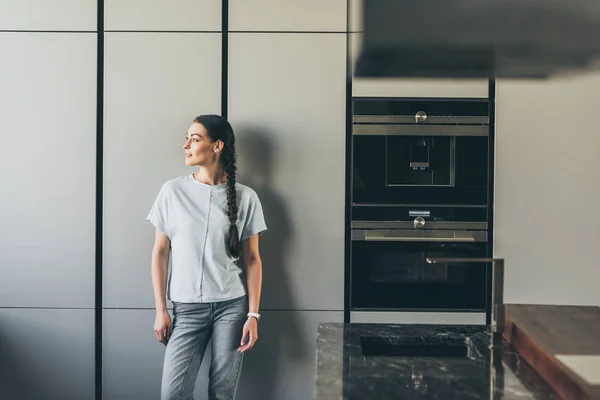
363, 236, 476, 242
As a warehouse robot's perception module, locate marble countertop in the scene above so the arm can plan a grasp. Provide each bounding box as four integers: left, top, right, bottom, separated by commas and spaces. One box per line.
315, 323, 560, 400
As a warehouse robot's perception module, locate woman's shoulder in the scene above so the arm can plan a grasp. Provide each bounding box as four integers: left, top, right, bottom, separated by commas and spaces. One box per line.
157, 175, 192, 194
234, 182, 259, 201
235, 182, 256, 197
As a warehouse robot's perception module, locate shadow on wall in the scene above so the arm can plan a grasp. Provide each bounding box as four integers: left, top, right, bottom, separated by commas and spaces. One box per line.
0, 322, 39, 400
235, 127, 307, 400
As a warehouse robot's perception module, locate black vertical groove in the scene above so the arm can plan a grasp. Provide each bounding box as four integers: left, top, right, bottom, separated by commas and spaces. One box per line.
485, 78, 496, 325
221, 0, 229, 119
343, 0, 353, 324
95, 0, 104, 399
342, 3, 353, 397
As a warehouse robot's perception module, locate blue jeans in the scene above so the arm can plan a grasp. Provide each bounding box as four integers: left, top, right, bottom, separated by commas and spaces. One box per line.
161, 295, 248, 400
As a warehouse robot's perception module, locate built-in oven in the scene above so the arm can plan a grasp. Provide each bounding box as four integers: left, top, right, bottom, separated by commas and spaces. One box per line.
352, 98, 490, 206
350, 206, 490, 319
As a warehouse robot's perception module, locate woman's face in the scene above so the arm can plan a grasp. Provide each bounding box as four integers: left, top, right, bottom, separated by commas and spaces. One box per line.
183, 122, 222, 167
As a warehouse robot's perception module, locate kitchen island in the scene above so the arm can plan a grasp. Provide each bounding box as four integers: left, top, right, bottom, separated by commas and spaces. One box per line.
503, 304, 600, 399
315, 322, 559, 400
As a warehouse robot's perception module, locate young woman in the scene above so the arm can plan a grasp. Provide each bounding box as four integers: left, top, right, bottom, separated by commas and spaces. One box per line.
146, 114, 267, 400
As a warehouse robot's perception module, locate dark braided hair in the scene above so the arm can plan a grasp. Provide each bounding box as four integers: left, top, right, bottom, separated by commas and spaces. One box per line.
193, 114, 240, 258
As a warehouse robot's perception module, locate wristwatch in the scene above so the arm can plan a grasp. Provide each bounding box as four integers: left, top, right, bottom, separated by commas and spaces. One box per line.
247, 312, 261, 321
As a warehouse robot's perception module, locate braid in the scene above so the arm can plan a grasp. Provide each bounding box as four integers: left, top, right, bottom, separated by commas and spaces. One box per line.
192, 113, 240, 257
223, 145, 240, 258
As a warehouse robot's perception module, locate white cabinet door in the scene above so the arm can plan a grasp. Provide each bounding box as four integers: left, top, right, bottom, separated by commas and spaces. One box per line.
103, 32, 221, 308
229, 0, 346, 32
0, 0, 96, 31
0, 33, 96, 308
104, 0, 222, 31
228, 33, 346, 311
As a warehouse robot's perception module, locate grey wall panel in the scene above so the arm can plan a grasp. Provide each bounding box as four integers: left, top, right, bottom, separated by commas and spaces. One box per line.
495, 76, 600, 306
228, 33, 346, 311
237, 310, 343, 400
229, 0, 346, 32
104, 0, 221, 32
102, 310, 163, 400
103, 32, 222, 308
102, 309, 341, 400
0, 308, 95, 400
0, 33, 96, 308
102, 309, 212, 400
0, 0, 97, 31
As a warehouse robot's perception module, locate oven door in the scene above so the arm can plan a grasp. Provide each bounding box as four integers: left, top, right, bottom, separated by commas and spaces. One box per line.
351, 233, 488, 312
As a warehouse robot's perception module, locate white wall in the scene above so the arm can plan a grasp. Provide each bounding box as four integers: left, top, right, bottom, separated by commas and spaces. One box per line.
494, 73, 600, 306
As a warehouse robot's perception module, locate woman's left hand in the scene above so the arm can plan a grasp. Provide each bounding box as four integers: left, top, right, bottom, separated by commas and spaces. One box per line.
239, 317, 259, 353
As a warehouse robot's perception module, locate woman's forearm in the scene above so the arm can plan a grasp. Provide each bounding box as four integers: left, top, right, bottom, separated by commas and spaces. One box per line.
245, 258, 262, 314
151, 249, 170, 312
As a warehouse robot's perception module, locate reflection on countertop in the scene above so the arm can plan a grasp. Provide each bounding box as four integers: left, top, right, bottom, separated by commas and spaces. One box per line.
315, 323, 559, 400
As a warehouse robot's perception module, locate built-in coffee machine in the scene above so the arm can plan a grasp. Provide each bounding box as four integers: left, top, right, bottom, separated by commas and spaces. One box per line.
348, 97, 493, 324
352, 98, 489, 205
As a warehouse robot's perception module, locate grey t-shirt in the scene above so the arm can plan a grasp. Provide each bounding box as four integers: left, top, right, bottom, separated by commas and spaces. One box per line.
146, 174, 267, 303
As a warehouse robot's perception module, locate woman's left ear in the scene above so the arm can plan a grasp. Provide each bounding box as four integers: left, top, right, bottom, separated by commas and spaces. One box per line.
214, 140, 224, 153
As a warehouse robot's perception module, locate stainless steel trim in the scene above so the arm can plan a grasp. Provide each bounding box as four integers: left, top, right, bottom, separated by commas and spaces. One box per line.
426, 257, 505, 349
366, 236, 475, 242
492, 260, 505, 347
350, 311, 486, 325
351, 229, 488, 242
353, 115, 489, 125
385, 183, 456, 187
351, 221, 488, 230
353, 124, 489, 136
352, 203, 488, 208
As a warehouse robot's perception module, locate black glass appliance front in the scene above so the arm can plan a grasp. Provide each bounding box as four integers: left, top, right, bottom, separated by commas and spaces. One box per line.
352, 98, 490, 206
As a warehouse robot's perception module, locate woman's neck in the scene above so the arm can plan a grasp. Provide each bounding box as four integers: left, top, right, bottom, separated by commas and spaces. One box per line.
194, 166, 227, 185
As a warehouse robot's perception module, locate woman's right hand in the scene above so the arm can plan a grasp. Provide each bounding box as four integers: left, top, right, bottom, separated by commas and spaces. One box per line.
154, 310, 172, 346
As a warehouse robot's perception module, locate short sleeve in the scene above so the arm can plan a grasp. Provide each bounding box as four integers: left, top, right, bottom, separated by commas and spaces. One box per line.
146, 183, 170, 237
241, 191, 267, 241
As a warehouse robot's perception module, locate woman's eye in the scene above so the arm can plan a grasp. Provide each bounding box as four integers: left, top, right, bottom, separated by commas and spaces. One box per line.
193, 139, 199, 142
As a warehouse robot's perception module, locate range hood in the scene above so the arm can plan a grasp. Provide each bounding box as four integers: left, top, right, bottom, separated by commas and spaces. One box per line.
355, 0, 600, 79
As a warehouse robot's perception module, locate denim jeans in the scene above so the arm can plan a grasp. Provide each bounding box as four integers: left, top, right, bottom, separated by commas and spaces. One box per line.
161, 295, 248, 400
